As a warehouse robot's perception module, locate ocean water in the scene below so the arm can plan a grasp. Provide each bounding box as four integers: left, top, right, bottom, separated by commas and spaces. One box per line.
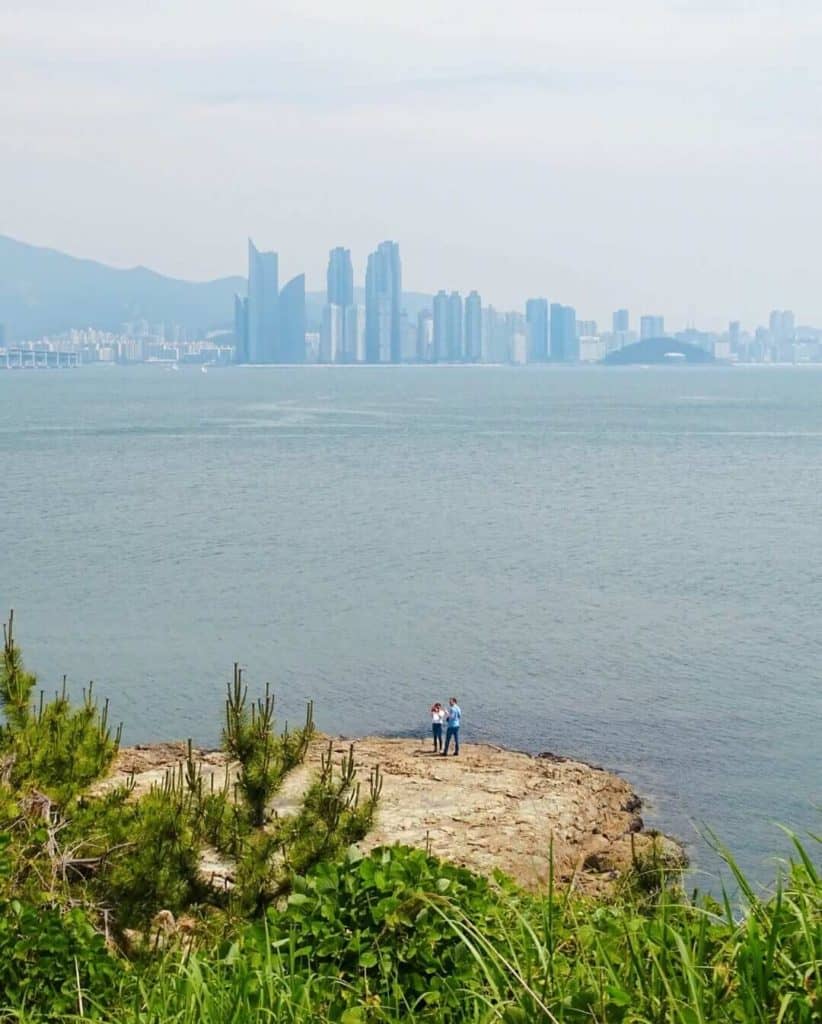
1, 364, 820, 889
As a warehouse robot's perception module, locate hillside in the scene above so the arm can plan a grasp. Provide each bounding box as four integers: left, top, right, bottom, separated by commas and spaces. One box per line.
0, 234, 246, 340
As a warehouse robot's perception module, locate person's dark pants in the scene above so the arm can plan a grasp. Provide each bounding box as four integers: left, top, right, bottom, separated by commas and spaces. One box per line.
444, 726, 460, 755
432, 723, 443, 751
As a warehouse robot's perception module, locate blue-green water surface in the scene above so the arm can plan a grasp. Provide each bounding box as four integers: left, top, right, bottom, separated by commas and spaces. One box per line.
1, 364, 819, 888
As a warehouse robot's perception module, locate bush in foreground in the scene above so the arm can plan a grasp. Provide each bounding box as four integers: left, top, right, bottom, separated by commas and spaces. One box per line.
1, 839, 818, 1023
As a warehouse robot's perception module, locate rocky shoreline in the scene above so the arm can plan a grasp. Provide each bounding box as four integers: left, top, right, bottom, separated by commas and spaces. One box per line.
96, 736, 686, 896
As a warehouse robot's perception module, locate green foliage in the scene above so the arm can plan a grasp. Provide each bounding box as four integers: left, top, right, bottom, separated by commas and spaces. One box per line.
0, 612, 37, 734
265, 844, 515, 1017
222, 664, 314, 826
0, 896, 121, 1021
1, 617, 819, 1023
231, 742, 380, 914
101, 784, 205, 929
0, 612, 120, 804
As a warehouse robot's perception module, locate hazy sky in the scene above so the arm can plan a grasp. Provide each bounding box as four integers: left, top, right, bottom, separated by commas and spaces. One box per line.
2, 0, 820, 329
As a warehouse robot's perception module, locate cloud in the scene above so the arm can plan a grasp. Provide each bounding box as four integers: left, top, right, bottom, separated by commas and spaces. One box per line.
1, 0, 821, 326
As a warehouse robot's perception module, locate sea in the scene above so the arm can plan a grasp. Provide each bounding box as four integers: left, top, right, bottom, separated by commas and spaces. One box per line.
1, 363, 820, 891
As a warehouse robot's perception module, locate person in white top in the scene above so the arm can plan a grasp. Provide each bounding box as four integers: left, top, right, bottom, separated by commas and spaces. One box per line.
430, 702, 446, 752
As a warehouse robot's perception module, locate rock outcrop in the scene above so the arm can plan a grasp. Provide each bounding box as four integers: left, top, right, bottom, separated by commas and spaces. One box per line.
97, 736, 686, 895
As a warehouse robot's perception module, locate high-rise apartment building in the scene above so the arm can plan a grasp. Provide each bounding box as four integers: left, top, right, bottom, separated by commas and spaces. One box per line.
447, 292, 463, 360
247, 240, 279, 363
346, 305, 366, 363
242, 240, 305, 362
327, 247, 354, 307
769, 310, 795, 342
640, 315, 665, 340
365, 241, 402, 363
612, 309, 629, 333
525, 298, 549, 362
432, 290, 449, 362
320, 303, 344, 363
321, 247, 357, 362
432, 290, 467, 360
464, 291, 482, 362
279, 274, 306, 363
550, 303, 578, 361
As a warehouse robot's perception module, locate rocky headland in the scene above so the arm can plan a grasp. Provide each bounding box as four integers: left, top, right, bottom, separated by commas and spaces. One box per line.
95, 736, 685, 896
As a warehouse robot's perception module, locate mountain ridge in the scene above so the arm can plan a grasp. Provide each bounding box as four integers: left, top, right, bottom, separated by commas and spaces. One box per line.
0, 234, 247, 339
0, 235, 436, 340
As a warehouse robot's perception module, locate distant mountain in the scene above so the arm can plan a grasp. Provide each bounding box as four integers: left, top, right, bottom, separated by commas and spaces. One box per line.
0, 235, 246, 340
0, 234, 440, 341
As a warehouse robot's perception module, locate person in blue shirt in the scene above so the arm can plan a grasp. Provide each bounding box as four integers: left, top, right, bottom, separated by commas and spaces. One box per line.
443, 697, 461, 756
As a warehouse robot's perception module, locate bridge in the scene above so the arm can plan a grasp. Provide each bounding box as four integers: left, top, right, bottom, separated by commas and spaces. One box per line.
0, 349, 81, 369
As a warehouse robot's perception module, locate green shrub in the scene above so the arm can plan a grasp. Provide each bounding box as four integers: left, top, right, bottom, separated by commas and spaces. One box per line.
1, 612, 120, 805
0, 897, 121, 1020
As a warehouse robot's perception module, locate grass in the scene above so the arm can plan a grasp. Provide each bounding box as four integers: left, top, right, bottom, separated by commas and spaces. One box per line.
0, 614, 819, 1022
2, 835, 816, 1023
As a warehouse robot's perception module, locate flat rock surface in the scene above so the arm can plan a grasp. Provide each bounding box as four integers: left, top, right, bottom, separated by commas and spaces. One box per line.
99, 737, 684, 894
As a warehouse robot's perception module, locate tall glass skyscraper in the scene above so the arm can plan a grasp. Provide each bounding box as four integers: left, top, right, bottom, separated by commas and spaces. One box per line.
464, 291, 482, 362
247, 240, 279, 363
550, 303, 578, 361
526, 298, 549, 362
365, 241, 402, 363
432, 290, 449, 362
327, 247, 354, 308
447, 292, 463, 360
279, 274, 306, 363
612, 309, 630, 333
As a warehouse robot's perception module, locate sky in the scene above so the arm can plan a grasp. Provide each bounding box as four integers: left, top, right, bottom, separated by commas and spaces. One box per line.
2, 0, 821, 330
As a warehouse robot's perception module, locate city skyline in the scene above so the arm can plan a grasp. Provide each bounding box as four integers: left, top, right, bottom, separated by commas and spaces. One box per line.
2, 2, 820, 330
3, 228, 820, 367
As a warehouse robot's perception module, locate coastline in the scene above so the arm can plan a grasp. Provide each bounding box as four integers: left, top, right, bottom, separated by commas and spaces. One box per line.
96, 735, 687, 895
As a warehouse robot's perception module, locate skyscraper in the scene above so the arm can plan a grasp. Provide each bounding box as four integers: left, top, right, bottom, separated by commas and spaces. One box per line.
365, 241, 402, 363
447, 292, 463, 360
327, 247, 354, 307
247, 240, 278, 363
322, 247, 356, 363
769, 310, 795, 342
550, 303, 578, 361
320, 303, 344, 363
483, 306, 507, 363
640, 315, 665, 340
279, 274, 306, 363
346, 305, 366, 363
464, 291, 482, 362
525, 298, 549, 362
432, 290, 449, 362
612, 309, 629, 333
563, 306, 578, 361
